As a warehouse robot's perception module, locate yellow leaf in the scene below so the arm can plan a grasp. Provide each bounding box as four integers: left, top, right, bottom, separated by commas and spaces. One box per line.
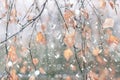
64, 48, 73, 61
103, 18, 114, 28
39, 67, 46, 74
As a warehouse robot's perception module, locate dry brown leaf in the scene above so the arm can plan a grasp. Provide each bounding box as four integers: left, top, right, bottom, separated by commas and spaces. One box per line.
32, 58, 39, 65
8, 45, 18, 62
36, 32, 46, 44
39, 67, 46, 74
64, 48, 73, 61
66, 76, 71, 80
103, 18, 114, 28
100, 0, 106, 9
109, 1, 115, 9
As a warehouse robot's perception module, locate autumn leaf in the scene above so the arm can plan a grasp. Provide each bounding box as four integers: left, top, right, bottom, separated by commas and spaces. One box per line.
64, 30, 75, 47
81, 9, 89, 19
64, 48, 73, 61
88, 71, 98, 80
11, 9, 17, 17
8, 45, 18, 62
64, 10, 75, 28
108, 35, 119, 44
29, 75, 35, 80
70, 64, 76, 71
96, 56, 105, 65
99, 68, 109, 80
3, 0, 8, 9
92, 47, 100, 56
66, 76, 71, 80
99, 0, 106, 9
36, 32, 46, 44
39, 67, 46, 74
103, 18, 114, 28
9, 69, 18, 80
104, 47, 109, 55
109, 1, 115, 9
64, 10, 74, 22
32, 58, 39, 65
41, 24, 46, 32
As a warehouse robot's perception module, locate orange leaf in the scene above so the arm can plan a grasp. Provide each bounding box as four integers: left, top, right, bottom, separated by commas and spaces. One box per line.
108, 35, 119, 44
100, 0, 106, 9
64, 48, 73, 61
104, 47, 109, 55
109, 1, 115, 9
81, 9, 89, 19
32, 58, 39, 65
88, 71, 98, 80
64, 31, 75, 47
9, 69, 18, 80
8, 45, 18, 62
36, 32, 46, 44
96, 56, 105, 64
70, 64, 76, 71
99, 68, 109, 80
64, 10, 74, 22
66, 76, 71, 80
103, 18, 114, 28
93, 47, 100, 56
29, 75, 35, 80
41, 24, 46, 32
